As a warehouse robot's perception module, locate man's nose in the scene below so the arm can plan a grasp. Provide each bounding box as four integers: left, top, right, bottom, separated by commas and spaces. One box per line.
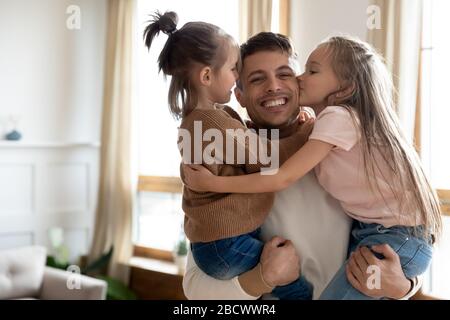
265, 76, 281, 93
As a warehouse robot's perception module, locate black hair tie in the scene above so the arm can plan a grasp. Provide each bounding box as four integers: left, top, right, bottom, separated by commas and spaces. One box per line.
164, 26, 177, 35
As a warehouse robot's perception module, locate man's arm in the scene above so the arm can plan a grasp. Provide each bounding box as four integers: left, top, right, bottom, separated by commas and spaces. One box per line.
183, 236, 301, 299
183, 250, 258, 300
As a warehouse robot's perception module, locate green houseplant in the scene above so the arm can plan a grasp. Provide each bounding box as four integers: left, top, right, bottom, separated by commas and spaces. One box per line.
173, 232, 188, 274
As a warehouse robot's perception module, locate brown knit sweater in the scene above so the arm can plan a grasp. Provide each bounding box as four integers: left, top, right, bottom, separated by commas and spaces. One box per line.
179, 105, 306, 242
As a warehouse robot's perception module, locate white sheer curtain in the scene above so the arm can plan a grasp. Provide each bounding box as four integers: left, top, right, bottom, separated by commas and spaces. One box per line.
89, 0, 136, 285
367, 0, 423, 143
239, 0, 273, 42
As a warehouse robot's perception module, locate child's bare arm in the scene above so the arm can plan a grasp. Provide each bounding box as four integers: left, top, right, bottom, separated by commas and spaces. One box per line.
183, 139, 333, 193
223, 118, 314, 174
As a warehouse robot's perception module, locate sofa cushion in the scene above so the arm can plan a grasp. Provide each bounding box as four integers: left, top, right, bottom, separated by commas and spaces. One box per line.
0, 246, 46, 299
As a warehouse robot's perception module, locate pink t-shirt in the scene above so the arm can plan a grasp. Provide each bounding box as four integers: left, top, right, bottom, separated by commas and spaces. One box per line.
309, 106, 421, 227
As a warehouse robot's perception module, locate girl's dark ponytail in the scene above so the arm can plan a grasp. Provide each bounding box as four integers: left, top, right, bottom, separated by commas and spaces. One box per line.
143, 11, 178, 51
143, 11, 235, 120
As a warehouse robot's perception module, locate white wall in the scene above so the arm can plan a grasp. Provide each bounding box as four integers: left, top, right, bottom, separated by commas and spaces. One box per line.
0, 0, 106, 142
290, 0, 370, 66
0, 0, 106, 261
0, 144, 100, 263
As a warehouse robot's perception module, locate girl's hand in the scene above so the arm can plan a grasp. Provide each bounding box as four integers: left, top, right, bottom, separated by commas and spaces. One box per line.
299, 107, 315, 124
182, 164, 214, 192
298, 117, 315, 138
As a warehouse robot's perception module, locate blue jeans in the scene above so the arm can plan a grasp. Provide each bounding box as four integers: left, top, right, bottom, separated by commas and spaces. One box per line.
191, 229, 313, 300
319, 221, 433, 300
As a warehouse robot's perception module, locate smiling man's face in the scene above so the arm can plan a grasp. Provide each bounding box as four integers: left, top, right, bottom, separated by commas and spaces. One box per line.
235, 50, 300, 129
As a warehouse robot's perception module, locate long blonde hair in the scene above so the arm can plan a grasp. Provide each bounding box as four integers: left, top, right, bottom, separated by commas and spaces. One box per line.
321, 36, 442, 241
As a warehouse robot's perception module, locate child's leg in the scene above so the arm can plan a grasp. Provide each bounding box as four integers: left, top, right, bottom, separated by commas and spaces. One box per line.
192, 229, 313, 299
272, 276, 313, 300
319, 262, 368, 300
191, 229, 263, 280
320, 223, 433, 300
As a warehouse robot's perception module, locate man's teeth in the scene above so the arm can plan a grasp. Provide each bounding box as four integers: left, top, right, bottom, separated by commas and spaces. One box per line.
262, 98, 286, 108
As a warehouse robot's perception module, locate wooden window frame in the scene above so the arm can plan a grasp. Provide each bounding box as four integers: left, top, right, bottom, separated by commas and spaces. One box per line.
438, 189, 450, 217
134, 175, 183, 261
133, 245, 174, 262
138, 175, 183, 194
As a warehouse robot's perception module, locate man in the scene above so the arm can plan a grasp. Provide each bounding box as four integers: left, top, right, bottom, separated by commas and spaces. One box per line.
182, 32, 418, 300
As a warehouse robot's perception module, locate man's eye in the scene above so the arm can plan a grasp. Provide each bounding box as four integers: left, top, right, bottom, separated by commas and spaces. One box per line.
250, 78, 263, 83
279, 73, 293, 78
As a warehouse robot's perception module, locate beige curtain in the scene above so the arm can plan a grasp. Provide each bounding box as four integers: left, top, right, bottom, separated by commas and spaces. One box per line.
279, 0, 291, 37
88, 0, 136, 285
239, 0, 273, 42
367, 0, 423, 143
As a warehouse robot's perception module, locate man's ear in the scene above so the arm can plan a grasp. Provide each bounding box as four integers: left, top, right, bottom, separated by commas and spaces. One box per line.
199, 66, 212, 86
234, 86, 245, 108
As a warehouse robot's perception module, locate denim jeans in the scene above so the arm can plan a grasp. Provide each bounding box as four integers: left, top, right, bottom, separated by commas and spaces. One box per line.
319, 221, 433, 300
191, 228, 313, 300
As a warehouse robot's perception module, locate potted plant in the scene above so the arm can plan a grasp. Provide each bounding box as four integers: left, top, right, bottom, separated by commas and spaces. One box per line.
173, 234, 188, 274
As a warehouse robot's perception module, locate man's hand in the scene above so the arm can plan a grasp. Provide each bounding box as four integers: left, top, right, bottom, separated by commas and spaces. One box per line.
260, 236, 301, 287
346, 244, 412, 299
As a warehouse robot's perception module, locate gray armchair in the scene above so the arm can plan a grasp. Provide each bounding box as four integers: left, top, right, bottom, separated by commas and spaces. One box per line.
0, 246, 107, 300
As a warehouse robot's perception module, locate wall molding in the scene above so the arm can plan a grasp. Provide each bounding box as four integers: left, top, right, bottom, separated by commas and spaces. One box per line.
0, 141, 100, 149
0, 147, 99, 259
0, 163, 35, 216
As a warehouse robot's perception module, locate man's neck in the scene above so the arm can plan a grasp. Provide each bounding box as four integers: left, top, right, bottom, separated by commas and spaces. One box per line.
277, 120, 299, 138
251, 115, 300, 139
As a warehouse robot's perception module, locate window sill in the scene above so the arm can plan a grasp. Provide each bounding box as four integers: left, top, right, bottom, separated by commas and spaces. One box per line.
129, 256, 183, 277
0, 141, 100, 148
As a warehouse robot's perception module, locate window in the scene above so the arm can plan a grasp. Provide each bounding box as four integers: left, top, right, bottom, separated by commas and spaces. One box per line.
420, 0, 450, 298
133, 0, 288, 255
134, 0, 240, 252
421, 0, 450, 190
136, 0, 241, 178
